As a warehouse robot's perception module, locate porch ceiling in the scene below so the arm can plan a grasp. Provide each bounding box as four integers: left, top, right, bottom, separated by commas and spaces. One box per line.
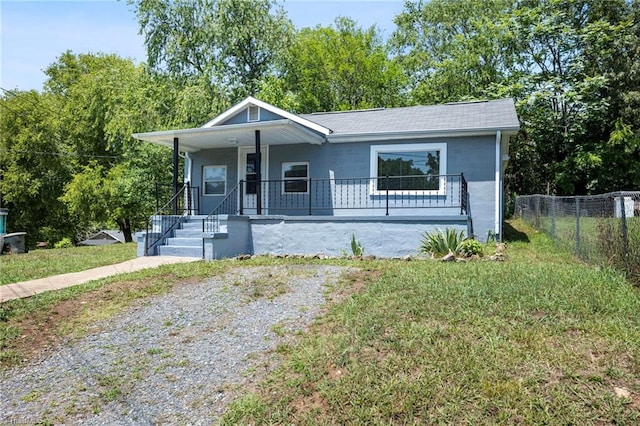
132, 119, 326, 153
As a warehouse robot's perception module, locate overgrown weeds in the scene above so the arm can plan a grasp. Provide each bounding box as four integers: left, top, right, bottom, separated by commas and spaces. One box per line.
597, 218, 640, 285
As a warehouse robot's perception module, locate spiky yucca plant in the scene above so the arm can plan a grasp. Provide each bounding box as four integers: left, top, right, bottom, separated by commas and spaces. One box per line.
419, 228, 466, 257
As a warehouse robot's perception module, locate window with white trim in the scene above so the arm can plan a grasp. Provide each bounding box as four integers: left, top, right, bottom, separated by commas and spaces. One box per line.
203, 165, 226, 196
282, 162, 309, 193
370, 143, 447, 194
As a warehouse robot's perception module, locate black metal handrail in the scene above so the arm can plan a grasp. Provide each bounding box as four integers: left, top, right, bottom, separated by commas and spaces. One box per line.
145, 183, 199, 255
460, 173, 468, 215
202, 181, 242, 233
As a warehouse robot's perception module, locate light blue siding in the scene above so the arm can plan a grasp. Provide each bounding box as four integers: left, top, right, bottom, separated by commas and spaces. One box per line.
190, 147, 238, 213
220, 108, 284, 125
190, 135, 498, 241
203, 215, 469, 259
447, 136, 496, 240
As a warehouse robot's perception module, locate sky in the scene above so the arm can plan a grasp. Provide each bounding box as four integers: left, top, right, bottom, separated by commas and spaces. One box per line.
0, 0, 405, 92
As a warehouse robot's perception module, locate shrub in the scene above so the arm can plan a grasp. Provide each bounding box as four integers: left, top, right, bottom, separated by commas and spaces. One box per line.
420, 228, 466, 257
54, 237, 74, 249
459, 239, 484, 257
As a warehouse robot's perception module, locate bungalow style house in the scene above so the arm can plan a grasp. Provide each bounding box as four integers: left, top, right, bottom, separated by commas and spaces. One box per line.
133, 97, 519, 259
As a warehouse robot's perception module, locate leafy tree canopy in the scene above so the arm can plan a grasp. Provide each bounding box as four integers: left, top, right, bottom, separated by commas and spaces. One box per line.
391, 0, 515, 104
130, 0, 293, 101
393, 0, 640, 196
279, 17, 407, 113
0, 89, 75, 244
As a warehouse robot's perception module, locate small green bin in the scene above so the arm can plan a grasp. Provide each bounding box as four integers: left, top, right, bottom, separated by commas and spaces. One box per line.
0, 208, 8, 234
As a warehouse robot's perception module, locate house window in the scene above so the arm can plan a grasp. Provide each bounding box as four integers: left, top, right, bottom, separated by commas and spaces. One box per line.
203, 165, 226, 196
370, 143, 447, 194
282, 162, 309, 193
248, 105, 260, 122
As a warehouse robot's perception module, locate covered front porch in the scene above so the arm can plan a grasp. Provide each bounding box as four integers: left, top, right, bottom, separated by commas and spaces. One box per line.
138, 173, 472, 259
204, 173, 468, 221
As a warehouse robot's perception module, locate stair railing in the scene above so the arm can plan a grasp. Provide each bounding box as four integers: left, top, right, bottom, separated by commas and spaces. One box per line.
202, 181, 242, 233
145, 184, 192, 255
460, 173, 468, 216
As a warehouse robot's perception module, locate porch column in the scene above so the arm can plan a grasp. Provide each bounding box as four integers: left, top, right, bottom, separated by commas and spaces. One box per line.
173, 137, 179, 215
494, 131, 501, 241
255, 130, 262, 215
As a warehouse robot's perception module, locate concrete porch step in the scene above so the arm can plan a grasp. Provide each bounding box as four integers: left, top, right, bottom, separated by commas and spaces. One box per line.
174, 229, 209, 238
180, 218, 227, 230
139, 214, 230, 258
158, 245, 203, 258
180, 220, 204, 229
165, 237, 203, 246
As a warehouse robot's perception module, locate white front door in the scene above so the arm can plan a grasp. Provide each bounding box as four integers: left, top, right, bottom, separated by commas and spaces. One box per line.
238, 145, 268, 214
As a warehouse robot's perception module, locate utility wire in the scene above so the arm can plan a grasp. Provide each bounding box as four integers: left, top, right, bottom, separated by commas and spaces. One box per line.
0, 86, 62, 117
0, 93, 122, 160
7, 150, 121, 159
0, 99, 30, 120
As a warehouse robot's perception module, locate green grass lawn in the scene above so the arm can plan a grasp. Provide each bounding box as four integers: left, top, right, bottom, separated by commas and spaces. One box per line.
1, 220, 639, 423
222, 220, 640, 424
0, 243, 137, 285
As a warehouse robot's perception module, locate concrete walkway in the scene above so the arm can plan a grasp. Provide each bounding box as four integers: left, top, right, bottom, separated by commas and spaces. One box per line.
0, 256, 201, 303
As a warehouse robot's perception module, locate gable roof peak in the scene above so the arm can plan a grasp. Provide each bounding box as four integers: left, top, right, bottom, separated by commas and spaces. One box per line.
202, 96, 331, 135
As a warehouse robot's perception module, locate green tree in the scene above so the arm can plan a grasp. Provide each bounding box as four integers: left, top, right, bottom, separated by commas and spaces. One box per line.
391, 0, 514, 104
60, 156, 168, 243
44, 52, 175, 241
0, 90, 76, 246
282, 17, 406, 113
392, 0, 640, 196
131, 0, 293, 100
588, 0, 640, 192
45, 52, 167, 166
501, 0, 635, 195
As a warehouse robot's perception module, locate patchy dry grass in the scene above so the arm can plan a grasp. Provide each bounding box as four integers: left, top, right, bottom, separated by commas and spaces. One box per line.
0, 260, 227, 367
221, 220, 640, 424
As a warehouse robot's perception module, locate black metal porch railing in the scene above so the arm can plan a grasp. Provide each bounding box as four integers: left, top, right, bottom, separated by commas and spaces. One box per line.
145, 183, 200, 255
202, 174, 468, 231
250, 174, 467, 215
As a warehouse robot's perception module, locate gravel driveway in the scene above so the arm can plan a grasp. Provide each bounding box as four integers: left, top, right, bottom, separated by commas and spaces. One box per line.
0, 264, 349, 425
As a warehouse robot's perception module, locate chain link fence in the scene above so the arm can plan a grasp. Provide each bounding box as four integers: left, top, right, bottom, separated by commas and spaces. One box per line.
515, 192, 640, 285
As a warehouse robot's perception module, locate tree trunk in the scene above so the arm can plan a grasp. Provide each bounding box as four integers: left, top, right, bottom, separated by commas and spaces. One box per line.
117, 218, 133, 243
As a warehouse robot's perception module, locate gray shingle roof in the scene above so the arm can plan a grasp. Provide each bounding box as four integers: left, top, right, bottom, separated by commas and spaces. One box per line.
78, 230, 125, 246
299, 98, 519, 135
